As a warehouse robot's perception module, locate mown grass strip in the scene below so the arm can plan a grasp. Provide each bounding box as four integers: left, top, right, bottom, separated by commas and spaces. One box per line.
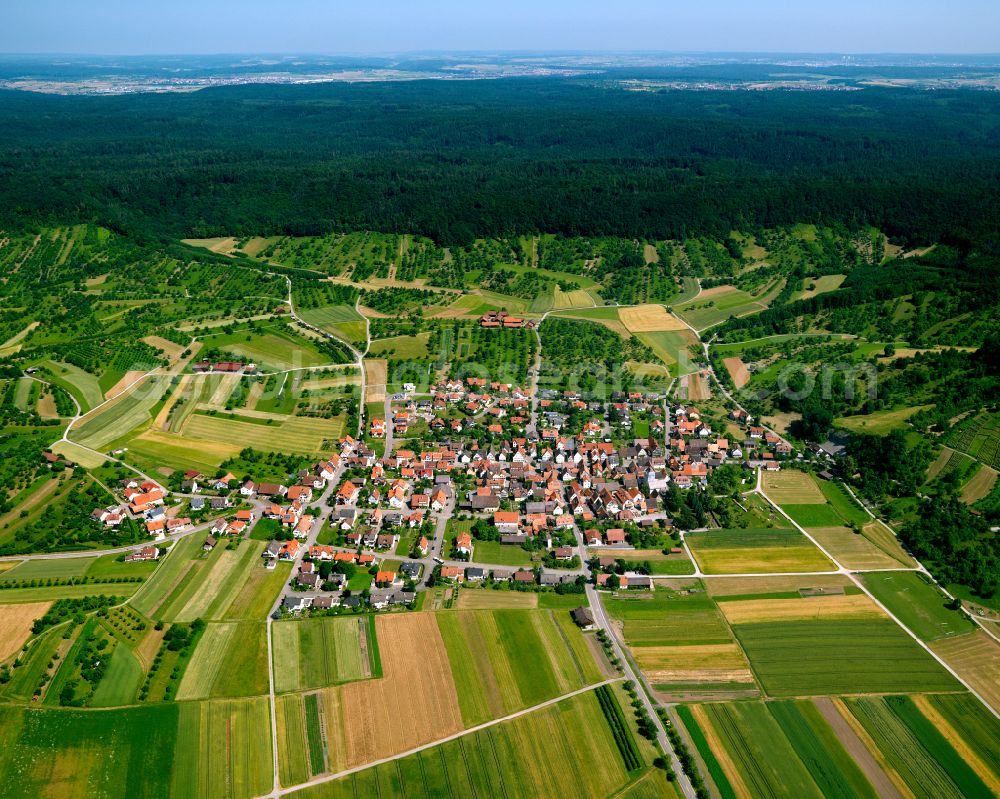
675, 704, 737, 799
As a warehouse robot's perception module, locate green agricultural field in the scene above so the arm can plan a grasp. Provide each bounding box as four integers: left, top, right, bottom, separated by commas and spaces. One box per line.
179, 412, 345, 457
0, 582, 143, 603
816, 480, 870, 525
273, 616, 371, 693
0, 556, 96, 581
37, 360, 104, 412
129, 535, 203, 617
69, 374, 171, 450
171, 698, 274, 799
685, 529, 834, 574
732, 618, 960, 696
0, 703, 179, 799
285, 690, 644, 799
768, 700, 879, 799
674, 285, 772, 330
178, 621, 269, 699
90, 644, 144, 707
860, 571, 975, 641
925, 693, 1000, 782
367, 332, 432, 359
437, 609, 601, 726
845, 696, 994, 799
636, 330, 700, 375
202, 322, 339, 370
835, 405, 933, 435
158, 539, 266, 622
782, 503, 849, 527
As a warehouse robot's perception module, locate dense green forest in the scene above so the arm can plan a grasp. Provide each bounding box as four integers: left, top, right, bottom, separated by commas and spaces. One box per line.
1, 80, 999, 245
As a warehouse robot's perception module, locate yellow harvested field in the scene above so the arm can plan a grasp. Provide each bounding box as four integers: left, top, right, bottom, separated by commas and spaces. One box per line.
929, 631, 1000, 714
455, 591, 538, 609
706, 574, 853, 596
205, 373, 241, 408
619, 304, 687, 332
860, 522, 917, 568
336, 613, 463, 767
962, 465, 998, 503
699, 285, 739, 299
104, 370, 148, 401
36, 391, 59, 419
152, 375, 191, 431
364, 359, 387, 403
763, 469, 826, 504
807, 526, 910, 570
685, 372, 710, 400
50, 440, 107, 468
142, 335, 187, 362
691, 546, 835, 575
723, 357, 751, 389
718, 594, 883, 625
182, 236, 238, 253
133, 429, 243, 462
553, 286, 596, 309
635, 643, 748, 674
0, 601, 51, 660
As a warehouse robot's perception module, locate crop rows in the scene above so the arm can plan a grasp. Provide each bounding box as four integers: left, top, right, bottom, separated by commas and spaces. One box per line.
595, 685, 643, 772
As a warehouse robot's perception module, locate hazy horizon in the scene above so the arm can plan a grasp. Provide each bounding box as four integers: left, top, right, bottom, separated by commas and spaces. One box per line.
1, 0, 997, 56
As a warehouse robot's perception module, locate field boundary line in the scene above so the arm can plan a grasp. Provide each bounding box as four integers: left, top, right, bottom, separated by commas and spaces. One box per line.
262, 678, 622, 798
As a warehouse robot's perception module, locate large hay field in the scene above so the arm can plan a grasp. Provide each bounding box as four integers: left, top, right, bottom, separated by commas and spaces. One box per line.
619, 304, 687, 333
686, 529, 835, 574
835, 404, 933, 435
929, 631, 1000, 714
0, 601, 50, 661
806, 526, 909, 570
732, 618, 960, 696
718, 594, 883, 625
273, 616, 372, 693
861, 571, 975, 641
437, 608, 601, 727
455, 590, 539, 609
763, 469, 826, 504
179, 412, 344, 457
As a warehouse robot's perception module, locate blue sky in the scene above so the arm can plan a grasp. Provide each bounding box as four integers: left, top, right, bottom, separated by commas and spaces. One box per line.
1, 0, 996, 55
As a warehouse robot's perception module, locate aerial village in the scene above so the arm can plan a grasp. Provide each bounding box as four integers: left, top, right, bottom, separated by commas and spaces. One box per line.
87, 365, 798, 619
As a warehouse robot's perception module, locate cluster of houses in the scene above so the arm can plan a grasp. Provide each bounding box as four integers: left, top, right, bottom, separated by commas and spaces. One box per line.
478, 310, 538, 329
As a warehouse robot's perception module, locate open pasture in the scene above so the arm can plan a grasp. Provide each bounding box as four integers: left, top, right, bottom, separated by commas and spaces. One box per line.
792, 273, 846, 301
685, 528, 835, 574
861, 571, 974, 641
437, 608, 600, 726
273, 616, 371, 693
763, 469, 826, 504
619, 304, 687, 333
0, 601, 50, 661
287, 690, 643, 799
367, 332, 431, 359
782, 503, 847, 527
732, 618, 960, 696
